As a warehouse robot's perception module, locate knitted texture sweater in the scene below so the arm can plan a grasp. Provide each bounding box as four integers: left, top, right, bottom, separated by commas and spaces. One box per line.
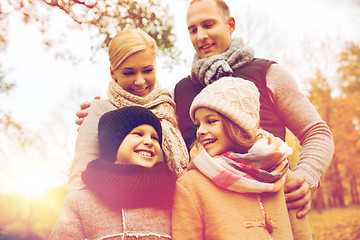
50, 162, 176, 240
50, 189, 172, 240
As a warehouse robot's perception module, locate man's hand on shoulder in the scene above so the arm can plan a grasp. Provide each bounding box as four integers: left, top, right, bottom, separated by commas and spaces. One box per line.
284, 171, 312, 219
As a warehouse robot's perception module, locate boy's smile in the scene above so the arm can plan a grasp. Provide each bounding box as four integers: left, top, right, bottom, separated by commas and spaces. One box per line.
116, 124, 162, 168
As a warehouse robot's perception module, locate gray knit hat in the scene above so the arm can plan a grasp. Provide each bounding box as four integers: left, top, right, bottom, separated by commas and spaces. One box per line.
98, 106, 162, 162
190, 77, 260, 133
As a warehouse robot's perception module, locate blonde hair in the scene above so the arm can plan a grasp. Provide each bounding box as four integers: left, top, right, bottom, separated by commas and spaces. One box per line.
219, 113, 260, 153
108, 29, 158, 71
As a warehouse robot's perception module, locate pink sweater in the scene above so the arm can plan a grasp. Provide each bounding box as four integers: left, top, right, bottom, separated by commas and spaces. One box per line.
50, 189, 172, 240
266, 64, 334, 190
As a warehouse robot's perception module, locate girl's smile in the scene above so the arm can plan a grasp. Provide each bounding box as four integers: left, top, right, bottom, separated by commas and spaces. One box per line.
194, 107, 233, 157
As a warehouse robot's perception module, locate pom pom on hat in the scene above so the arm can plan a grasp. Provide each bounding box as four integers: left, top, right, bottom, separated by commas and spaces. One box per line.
98, 106, 162, 162
190, 77, 260, 134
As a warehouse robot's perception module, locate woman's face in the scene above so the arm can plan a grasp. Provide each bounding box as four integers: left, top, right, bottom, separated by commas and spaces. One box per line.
194, 107, 233, 157
111, 49, 156, 97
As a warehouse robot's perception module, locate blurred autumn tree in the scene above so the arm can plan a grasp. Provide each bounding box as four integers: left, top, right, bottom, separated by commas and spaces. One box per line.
0, 0, 180, 154
0, 0, 179, 62
335, 42, 360, 206
0, 1, 180, 238
0, 67, 14, 94
0, 66, 19, 156
309, 42, 360, 211
0, 186, 67, 239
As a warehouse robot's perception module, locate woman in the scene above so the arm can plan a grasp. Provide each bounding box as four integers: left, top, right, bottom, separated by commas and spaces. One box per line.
68, 29, 189, 192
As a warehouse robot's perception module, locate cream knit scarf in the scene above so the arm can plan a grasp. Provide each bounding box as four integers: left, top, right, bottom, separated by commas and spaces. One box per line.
191, 38, 255, 86
191, 130, 292, 193
107, 80, 189, 176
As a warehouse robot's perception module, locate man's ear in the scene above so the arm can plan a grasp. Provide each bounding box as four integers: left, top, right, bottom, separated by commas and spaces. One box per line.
227, 17, 235, 34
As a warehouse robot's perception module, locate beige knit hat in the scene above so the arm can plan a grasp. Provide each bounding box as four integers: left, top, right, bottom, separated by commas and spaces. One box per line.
190, 77, 260, 133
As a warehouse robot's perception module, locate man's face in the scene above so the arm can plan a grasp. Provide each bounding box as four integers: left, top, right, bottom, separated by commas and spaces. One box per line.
186, 0, 235, 59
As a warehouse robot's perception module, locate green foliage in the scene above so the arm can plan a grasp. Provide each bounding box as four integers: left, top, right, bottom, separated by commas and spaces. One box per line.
1, 0, 179, 61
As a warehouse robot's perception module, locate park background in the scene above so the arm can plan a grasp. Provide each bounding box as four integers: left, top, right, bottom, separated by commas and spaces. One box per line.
0, 0, 359, 239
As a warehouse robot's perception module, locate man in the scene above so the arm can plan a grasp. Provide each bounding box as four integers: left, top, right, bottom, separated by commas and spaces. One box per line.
76, 0, 334, 218
173, 0, 334, 218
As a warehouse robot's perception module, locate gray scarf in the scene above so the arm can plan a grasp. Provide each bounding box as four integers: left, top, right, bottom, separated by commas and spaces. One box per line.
191, 38, 255, 86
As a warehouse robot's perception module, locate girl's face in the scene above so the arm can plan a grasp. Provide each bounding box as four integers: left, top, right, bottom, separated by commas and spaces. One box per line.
111, 49, 156, 97
116, 124, 162, 168
194, 107, 233, 157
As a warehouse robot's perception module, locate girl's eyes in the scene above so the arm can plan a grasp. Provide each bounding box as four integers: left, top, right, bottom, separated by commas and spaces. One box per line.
194, 119, 218, 129
207, 119, 218, 124
151, 135, 159, 141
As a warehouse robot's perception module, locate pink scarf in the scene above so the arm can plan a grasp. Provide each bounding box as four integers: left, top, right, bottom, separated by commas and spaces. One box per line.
191, 130, 292, 193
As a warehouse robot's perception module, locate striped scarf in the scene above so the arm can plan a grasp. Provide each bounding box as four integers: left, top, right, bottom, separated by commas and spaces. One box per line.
107, 79, 189, 176
191, 130, 292, 193
191, 38, 255, 86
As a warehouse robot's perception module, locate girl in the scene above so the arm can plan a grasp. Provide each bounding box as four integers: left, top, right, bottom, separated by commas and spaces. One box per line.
68, 29, 188, 192
50, 106, 177, 239
172, 77, 312, 240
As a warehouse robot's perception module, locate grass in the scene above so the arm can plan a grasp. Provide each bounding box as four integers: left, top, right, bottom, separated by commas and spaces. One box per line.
308, 206, 360, 240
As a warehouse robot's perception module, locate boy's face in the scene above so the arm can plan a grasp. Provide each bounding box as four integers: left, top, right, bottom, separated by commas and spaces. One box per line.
115, 124, 162, 168
194, 107, 233, 157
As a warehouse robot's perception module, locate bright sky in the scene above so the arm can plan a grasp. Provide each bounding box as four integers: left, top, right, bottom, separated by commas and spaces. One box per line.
0, 0, 359, 197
